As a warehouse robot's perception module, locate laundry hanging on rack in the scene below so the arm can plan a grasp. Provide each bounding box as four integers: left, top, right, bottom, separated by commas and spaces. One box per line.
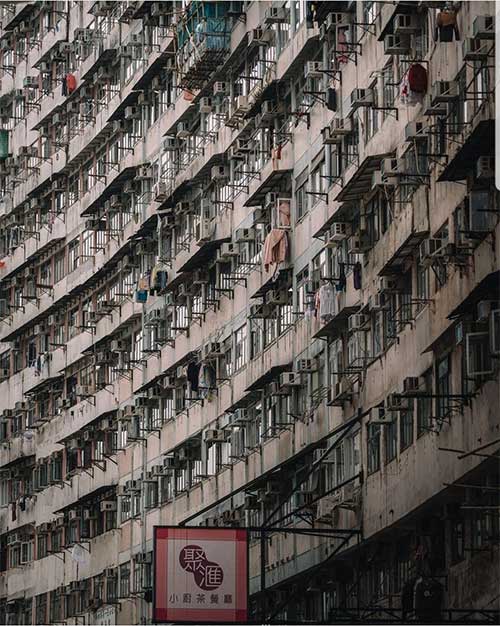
263, 229, 289, 272
353, 262, 362, 290
435, 9, 460, 42
187, 361, 201, 393
150, 263, 168, 294
336, 262, 347, 292
316, 283, 336, 323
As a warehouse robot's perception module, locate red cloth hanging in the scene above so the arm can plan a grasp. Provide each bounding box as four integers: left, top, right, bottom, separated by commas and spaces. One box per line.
65, 73, 77, 94
407, 63, 428, 94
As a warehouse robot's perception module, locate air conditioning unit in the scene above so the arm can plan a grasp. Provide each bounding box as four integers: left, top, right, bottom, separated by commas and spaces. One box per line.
219, 242, 239, 258
213, 81, 227, 95
384, 33, 411, 55
379, 277, 398, 293
386, 393, 411, 411
111, 339, 128, 352
402, 377, 420, 395
124, 105, 140, 119
476, 156, 494, 179
136, 165, 153, 179
297, 359, 316, 373
76, 385, 92, 398
381, 157, 400, 179
196, 218, 213, 244
394, 13, 421, 34
462, 37, 490, 60
14, 401, 27, 412
264, 6, 290, 24
472, 15, 494, 40
211, 165, 230, 181
153, 181, 168, 202
100, 500, 117, 512
404, 121, 427, 142
231, 95, 250, 116
235, 227, 255, 242
280, 372, 302, 387
176, 121, 191, 139
350, 88, 374, 109
369, 406, 393, 425
125, 479, 141, 491
348, 314, 367, 332
419, 238, 443, 267
202, 341, 222, 359
431, 81, 458, 105
267, 289, 289, 306
204, 429, 230, 443
348, 234, 369, 255
304, 61, 324, 79
369, 293, 388, 311
327, 222, 349, 245
199, 97, 213, 114
23, 76, 39, 90
69, 510, 81, 520
248, 27, 275, 48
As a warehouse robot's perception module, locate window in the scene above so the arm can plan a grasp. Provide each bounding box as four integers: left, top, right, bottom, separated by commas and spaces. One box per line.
295, 168, 308, 221
417, 369, 433, 436
68, 239, 80, 273
119, 562, 131, 598
382, 62, 396, 118
416, 261, 429, 312
436, 354, 451, 421
450, 516, 465, 563
234, 325, 247, 372
367, 424, 381, 474
399, 409, 413, 451
385, 420, 397, 463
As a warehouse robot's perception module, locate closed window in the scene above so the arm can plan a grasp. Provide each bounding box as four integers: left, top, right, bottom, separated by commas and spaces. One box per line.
367, 424, 381, 474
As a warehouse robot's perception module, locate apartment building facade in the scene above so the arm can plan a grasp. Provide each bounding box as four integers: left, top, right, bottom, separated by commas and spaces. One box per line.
0, 0, 498, 623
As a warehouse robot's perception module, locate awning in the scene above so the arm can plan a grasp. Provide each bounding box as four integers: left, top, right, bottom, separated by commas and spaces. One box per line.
422, 322, 455, 354
2, 4, 34, 30
81, 166, 137, 216
54, 484, 117, 513
313, 302, 360, 341
334, 153, 392, 205
447, 270, 500, 319
245, 363, 292, 392
379, 229, 429, 276
438, 119, 494, 182
177, 238, 227, 273
251, 266, 292, 299
243, 166, 293, 207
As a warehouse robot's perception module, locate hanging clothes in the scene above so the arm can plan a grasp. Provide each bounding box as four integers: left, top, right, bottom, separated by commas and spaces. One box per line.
318, 283, 336, 323
353, 263, 362, 290
65, 73, 77, 94
262, 229, 289, 272
151, 264, 168, 294
326, 88, 337, 112
435, 10, 459, 42
187, 361, 201, 393
337, 27, 349, 64
336, 263, 346, 292
408, 64, 428, 94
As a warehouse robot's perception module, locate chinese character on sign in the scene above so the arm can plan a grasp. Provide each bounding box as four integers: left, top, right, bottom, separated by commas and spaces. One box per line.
179, 544, 224, 590
169, 593, 179, 603
224, 594, 233, 604
210, 594, 218, 604
182, 593, 191, 604
196, 594, 206, 604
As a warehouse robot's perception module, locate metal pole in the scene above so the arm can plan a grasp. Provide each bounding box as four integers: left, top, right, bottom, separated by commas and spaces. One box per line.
260, 528, 266, 624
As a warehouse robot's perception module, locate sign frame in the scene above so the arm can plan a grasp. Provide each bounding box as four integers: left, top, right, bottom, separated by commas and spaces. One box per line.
153, 525, 249, 624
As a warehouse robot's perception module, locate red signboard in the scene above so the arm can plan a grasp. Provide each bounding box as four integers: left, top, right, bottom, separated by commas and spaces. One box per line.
153, 527, 248, 623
